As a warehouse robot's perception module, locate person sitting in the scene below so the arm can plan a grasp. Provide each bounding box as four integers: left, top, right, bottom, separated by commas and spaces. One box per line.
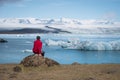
32, 36, 45, 57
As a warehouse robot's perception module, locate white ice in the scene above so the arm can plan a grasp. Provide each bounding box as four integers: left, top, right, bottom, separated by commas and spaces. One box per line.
45, 39, 120, 51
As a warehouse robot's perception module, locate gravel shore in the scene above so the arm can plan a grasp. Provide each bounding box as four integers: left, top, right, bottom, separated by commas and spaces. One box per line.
0, 64, 120, 80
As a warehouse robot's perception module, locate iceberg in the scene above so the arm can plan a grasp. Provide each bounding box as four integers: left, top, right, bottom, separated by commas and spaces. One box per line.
22, 49, 32, 53
45, 39, 68, 46
110, 40, 120, 50
45, 39, 120, 51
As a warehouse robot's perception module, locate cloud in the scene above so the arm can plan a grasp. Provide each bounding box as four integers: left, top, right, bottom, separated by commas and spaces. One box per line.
0, 0, 23, 6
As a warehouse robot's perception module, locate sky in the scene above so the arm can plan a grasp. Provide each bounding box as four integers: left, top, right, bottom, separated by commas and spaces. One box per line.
0, 0, 120, 21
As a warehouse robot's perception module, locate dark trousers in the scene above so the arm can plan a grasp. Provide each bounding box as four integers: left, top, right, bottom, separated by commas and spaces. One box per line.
33, 51, 45, 57
41, 51, 45, 56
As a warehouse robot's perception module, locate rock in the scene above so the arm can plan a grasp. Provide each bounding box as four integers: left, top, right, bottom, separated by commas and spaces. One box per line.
0, 38, 7, 43
84, 77, 96, 80
13, 66, 22, 72
20, 54, 60, 67
45, 58, 60, 67
71, 62, 81, 65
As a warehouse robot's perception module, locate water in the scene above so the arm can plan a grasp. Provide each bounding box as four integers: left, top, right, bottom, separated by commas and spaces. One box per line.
0, 34, 120, 64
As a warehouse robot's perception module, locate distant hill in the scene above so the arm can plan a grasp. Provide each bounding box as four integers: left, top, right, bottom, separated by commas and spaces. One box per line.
0, 27, 71, 34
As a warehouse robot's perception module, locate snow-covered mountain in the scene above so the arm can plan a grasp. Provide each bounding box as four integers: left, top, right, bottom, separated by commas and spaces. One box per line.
0, 18, 120, 34
0, 18, 82, 25
0, 18, 117, 25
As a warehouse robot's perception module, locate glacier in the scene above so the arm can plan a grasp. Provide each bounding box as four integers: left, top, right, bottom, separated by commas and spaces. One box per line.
0, 18, 120, 34
45, 39, 120, 51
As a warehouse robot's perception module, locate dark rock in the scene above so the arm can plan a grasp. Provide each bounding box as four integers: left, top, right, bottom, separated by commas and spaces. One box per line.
71, 62, 81, 65
0, 38, 7, 43
45, 58, 59, 67
20, 54, 60, 67
84, 77, 96, 80
13, 66, 22, 72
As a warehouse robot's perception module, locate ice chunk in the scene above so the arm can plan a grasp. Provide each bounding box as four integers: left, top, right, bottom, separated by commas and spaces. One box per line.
22, 49, 32, 53
110, 40, 120, 50
44, 39, 120, 51
45, 39, 67, 46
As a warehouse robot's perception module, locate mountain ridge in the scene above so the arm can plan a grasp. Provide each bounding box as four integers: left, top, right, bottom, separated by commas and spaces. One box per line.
0, 27, 71, 34
0, 18, 120, 34
0, 18, 118, 25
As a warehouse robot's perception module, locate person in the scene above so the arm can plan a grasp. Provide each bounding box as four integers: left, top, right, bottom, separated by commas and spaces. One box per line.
32, 36, 45, 57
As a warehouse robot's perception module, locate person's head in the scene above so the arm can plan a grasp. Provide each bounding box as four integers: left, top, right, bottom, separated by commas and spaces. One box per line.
36, 36, 40, 40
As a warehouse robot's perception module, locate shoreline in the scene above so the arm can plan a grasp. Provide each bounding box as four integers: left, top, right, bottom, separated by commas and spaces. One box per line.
0, 64, 120, 80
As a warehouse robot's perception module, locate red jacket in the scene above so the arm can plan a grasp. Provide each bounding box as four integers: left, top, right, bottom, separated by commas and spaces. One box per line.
32, 39, 42, 54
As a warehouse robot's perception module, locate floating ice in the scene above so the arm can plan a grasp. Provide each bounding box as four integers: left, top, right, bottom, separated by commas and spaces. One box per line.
45, 39, 68, 46
25, 41, 32, 44
45, 39, 120, 51
22, 49, 32, 53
